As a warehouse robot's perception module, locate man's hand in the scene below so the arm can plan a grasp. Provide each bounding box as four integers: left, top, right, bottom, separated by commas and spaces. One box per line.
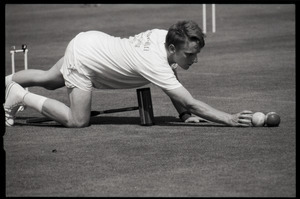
228, 110, 253, 127
184, 116, 209, 123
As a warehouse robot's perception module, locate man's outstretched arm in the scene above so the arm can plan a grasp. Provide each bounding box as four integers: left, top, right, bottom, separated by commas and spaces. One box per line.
164, 86, 253, 127
171, 98, 209, 123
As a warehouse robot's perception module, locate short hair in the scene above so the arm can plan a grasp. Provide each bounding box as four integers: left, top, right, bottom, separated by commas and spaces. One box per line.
165, 20, 205, 50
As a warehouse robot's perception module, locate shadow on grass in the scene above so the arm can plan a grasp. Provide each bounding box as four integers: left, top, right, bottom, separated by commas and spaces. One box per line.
92, 116, 224, 127
15, 115, 226, 128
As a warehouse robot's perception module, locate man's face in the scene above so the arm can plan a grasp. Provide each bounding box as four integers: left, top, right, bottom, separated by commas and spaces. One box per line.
173, 40, 201, 70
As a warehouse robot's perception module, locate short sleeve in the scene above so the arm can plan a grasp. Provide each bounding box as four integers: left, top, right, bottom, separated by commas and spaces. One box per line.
136, 54, 183, 91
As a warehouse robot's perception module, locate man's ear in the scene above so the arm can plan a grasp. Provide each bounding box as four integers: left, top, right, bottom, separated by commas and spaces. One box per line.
168, 44, 176, 54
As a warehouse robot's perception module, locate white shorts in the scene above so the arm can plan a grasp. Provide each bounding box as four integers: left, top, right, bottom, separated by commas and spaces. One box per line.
60, 38, 93, 92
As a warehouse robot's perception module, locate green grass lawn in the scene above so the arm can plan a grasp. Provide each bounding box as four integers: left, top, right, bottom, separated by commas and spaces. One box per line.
4, 4, 295, 197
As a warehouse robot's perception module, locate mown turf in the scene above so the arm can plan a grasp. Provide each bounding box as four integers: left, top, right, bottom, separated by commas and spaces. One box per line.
4, 4, 295, 197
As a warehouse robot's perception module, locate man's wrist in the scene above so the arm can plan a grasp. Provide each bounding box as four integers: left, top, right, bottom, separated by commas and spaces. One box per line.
179, 111, 192, 121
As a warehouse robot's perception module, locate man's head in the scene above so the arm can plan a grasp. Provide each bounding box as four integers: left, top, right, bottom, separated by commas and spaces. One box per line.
165, 20, 205, 70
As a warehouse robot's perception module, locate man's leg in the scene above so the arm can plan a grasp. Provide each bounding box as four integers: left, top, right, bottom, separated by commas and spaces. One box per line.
6, 57, 65, 90
5, 82, 92, 128
40, 87, 92, 127
4, 57, 66, 125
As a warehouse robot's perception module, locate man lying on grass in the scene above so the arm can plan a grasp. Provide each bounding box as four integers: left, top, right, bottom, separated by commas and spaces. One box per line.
4, 20, 253, 127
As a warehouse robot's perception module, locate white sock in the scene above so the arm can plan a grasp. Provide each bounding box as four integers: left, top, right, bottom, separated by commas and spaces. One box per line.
6, 74, 13, 87
23, 92, 48, 113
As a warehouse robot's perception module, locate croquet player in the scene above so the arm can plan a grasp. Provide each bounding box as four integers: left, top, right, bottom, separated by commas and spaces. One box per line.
4, 20, 253, 127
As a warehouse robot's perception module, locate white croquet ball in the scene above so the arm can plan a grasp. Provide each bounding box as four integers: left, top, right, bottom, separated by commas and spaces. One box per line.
252, 112, 265, 127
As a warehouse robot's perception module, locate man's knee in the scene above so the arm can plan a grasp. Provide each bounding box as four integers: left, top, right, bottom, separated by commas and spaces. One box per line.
66, 119, 90, 128
65, 113, 90, 128
66, 86, 92, 128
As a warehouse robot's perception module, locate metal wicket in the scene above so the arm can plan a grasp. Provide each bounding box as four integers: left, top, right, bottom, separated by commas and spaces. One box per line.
10, 44, 28, 91
202, 4, 216, 34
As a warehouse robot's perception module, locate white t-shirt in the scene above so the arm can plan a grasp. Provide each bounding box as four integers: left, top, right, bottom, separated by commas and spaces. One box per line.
72, 29, 182, 91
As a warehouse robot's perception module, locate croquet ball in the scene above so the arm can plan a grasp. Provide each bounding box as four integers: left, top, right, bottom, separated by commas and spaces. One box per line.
265, 112, 280, 127
252, 112, 265, 127
6, 118, 14, 127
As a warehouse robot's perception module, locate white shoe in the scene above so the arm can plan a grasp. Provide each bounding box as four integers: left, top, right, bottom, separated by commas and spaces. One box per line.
4, 82, 28, 126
